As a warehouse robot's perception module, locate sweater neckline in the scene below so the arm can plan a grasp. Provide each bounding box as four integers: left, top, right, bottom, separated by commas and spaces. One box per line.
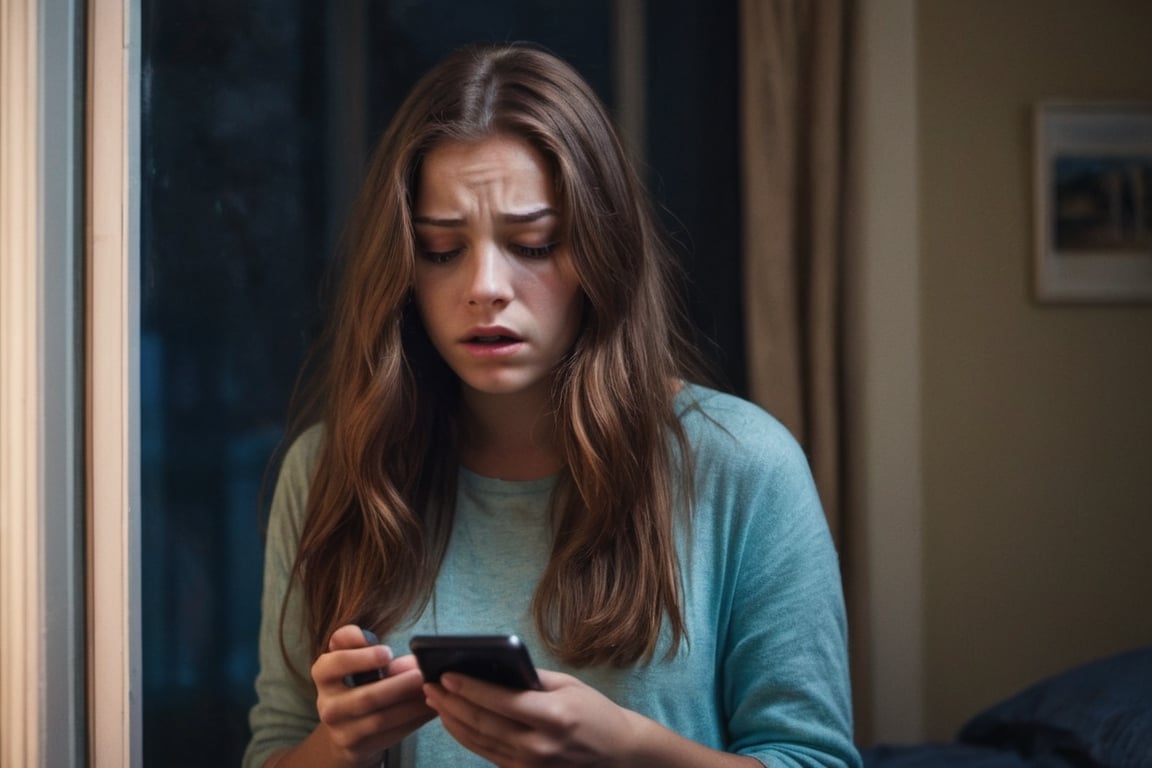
458, 466, 558, 495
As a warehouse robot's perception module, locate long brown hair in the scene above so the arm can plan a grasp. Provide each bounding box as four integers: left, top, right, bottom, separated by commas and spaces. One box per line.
288, 43, 706, 668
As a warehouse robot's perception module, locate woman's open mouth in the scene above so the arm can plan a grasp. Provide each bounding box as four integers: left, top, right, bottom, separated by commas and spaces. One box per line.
461, 328, 523, 356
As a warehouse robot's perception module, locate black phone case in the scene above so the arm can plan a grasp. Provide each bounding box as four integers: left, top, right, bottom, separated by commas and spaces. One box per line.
409, 634, 542, 690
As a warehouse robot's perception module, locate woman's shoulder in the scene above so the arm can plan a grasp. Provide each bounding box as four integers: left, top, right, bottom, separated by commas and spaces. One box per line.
263, 423, 325, 555
675, 384, 823, 535
277, 422, 325, 488
675, 382, 815, 490
676, 383, 799, 454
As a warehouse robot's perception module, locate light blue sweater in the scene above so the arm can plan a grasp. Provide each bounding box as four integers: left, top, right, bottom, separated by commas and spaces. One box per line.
244, 385, 861, 767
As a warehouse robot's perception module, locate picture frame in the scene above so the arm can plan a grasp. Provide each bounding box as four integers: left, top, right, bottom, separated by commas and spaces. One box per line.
1033, 101, 1152, 303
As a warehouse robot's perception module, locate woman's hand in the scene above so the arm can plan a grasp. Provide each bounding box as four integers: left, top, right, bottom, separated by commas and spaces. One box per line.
273, 624, 435, 768
423, 669, 638, 767
423, 669, 763, 768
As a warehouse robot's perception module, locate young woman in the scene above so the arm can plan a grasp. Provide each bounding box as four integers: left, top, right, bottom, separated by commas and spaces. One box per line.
244, 43, 860, 768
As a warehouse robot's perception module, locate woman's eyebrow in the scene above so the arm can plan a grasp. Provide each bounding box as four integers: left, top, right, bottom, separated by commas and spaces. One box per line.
411, 215, 464, 227
502, 207, 559, 224
411, 207, 558, 227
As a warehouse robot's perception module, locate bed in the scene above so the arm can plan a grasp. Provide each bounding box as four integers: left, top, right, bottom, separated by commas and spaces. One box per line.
859, 646, 1152, 768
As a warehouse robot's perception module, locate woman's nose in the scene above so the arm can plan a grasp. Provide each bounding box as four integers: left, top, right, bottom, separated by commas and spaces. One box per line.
466, 244, 513, 306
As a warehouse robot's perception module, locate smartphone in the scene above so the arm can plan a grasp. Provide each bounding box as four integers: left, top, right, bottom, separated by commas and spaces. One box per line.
409, 634, 543, 691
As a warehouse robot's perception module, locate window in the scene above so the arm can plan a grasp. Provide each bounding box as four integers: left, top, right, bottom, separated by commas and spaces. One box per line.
138, 2, 739, 763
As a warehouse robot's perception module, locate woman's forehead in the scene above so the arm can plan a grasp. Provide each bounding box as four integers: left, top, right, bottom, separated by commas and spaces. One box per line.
414, 134, 558, 217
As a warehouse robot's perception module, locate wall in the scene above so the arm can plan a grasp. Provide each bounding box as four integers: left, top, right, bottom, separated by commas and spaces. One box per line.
849, 0, 923, 743
918, 0, 1152, 739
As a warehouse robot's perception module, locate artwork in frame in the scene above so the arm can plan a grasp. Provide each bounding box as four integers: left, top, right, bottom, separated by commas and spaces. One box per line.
1033, 101, 1152, 303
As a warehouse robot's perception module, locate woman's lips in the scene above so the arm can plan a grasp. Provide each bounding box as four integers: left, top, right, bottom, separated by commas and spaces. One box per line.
460, 329, 523, 356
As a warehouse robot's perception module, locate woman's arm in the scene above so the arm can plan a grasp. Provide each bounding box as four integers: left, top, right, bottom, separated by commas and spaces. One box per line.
711, 407, 861, 767
243, 430, 324, 767
676, 391, 860, 767
622, 715, 764, 768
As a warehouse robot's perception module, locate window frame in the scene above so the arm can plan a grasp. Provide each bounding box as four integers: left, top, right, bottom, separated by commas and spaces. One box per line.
87, 0, 142, 764
1, 0, 90, 764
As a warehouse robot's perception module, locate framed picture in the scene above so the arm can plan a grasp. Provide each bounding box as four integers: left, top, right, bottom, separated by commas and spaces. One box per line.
1033, 101, 1152, 303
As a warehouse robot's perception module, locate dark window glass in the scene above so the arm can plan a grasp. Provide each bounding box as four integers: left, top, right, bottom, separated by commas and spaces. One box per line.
140, 2, 330, 763
647, 0, 744, 394
140, 2, 737, 764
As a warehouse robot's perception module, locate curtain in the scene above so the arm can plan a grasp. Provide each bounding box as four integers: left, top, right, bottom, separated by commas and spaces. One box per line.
738, 0, 851, 547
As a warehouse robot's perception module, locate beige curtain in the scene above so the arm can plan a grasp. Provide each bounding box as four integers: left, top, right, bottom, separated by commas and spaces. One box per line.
739, 0, 851, 547
739, 0, 869, 740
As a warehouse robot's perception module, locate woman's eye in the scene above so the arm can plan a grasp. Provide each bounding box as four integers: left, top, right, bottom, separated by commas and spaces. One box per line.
418, 248, 461, 265
512, 242, 559, 259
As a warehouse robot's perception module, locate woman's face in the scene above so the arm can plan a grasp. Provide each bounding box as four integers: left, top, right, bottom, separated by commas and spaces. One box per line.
412, 133, 584, 404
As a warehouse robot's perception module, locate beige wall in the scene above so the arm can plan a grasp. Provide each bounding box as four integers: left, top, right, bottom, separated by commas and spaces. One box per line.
918, 1, 1152, 740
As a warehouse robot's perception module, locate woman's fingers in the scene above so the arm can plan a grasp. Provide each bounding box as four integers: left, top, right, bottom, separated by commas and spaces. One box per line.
328, 624, 376, 650
386, 653, 421, 677
302, 626, 440, 763
326, 688, 438, 751
426, 669, 638, 766
425, 678, 531, 764
315, 666, 437, 761
312, 644, 392, 693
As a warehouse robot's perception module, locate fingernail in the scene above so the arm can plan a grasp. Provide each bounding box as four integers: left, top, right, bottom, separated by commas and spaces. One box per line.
362, 629, 380, 645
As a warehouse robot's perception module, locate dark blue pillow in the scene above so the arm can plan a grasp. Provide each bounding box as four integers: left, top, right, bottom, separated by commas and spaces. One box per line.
861, 743, 1037, 767
958, 647, 1152, 768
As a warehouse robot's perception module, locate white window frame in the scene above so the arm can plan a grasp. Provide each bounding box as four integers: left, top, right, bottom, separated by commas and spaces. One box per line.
1, 0, 90, 764
88, 0, 142, 764
0, 0, 49, 757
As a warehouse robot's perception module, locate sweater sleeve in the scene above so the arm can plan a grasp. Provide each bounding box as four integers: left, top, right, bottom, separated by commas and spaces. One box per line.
242, 428, 323, 768
698, 399, 860, 768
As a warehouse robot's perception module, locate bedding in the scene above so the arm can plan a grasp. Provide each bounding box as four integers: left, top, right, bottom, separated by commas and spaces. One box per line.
862, 743, 1037, 767
861, 646, 1152, 768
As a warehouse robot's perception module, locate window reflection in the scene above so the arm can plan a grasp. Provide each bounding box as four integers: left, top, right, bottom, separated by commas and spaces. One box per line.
141, 1, 330, 761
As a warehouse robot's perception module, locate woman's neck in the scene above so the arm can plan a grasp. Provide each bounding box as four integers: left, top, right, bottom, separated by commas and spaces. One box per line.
458, 385, 562, 481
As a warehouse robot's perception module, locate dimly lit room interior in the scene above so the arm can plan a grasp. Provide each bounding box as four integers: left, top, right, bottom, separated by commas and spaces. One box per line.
2, 1, 1150, 765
